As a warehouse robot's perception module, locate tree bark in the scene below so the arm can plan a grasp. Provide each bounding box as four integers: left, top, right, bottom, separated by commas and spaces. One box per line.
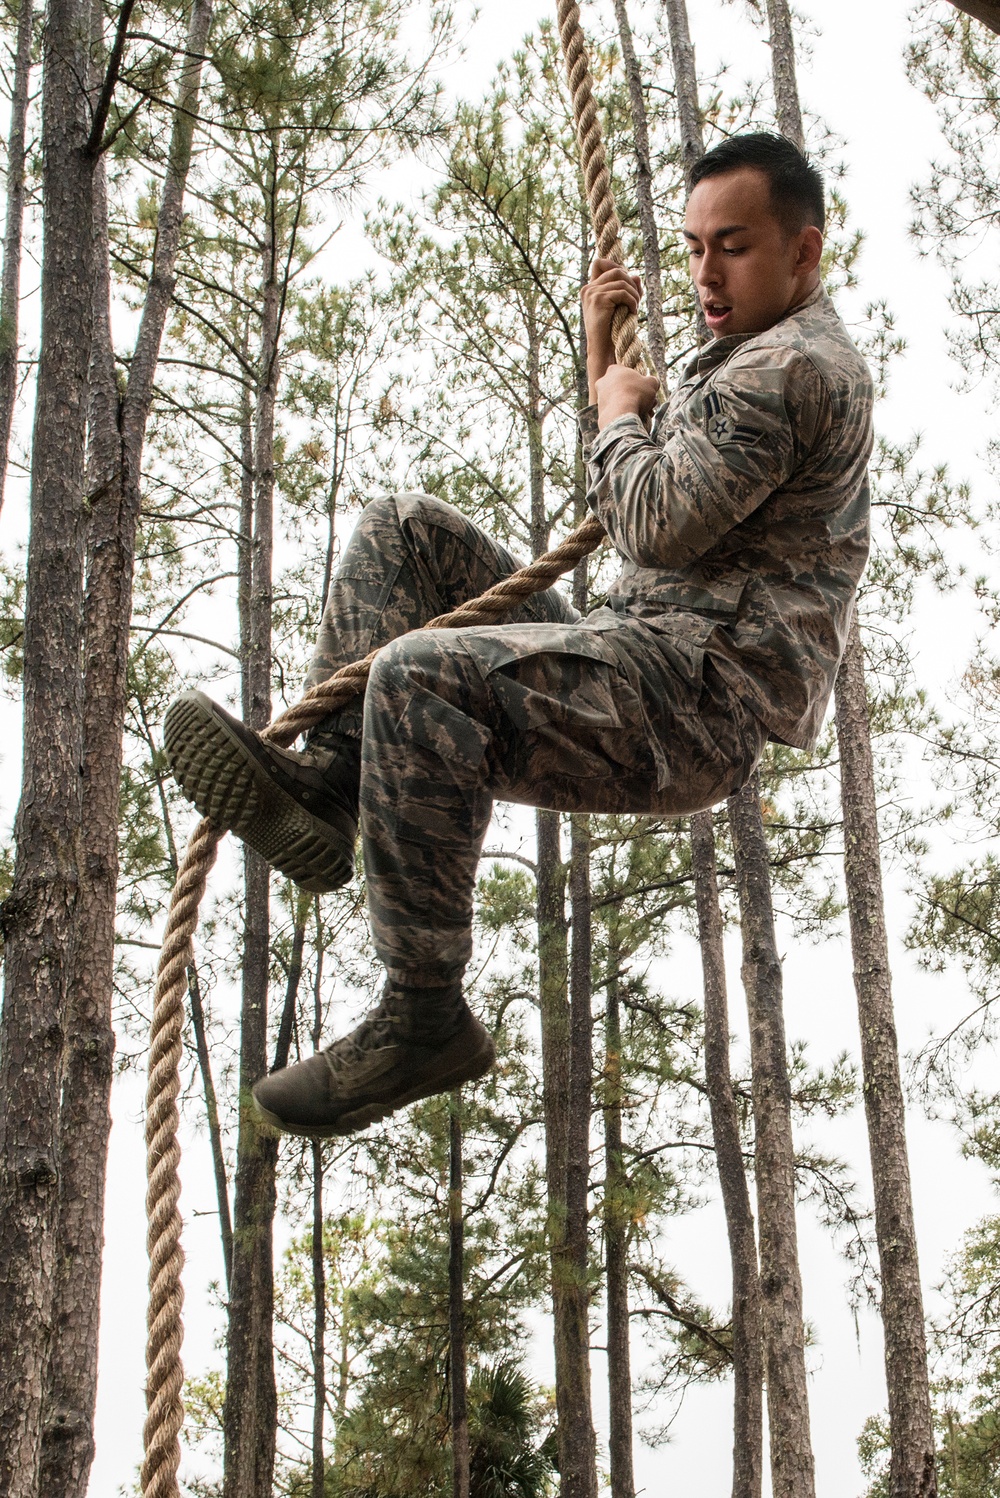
223, 218, 281, 1498
188, 963, 234, 1291
273, 889, 310, 1075
690, 810, 763, 1498
536, 807, 577, 1489
728, 777, 815, 1498
222, 850, 278, 1498
611, 0, 668, 391
311, 1139, 327, 1498
36, 3, 215, 1488
449, 1095, 470, 1498
0, 0, 34, 513
0, 0, 93, 1482
560, 813, 597, 1498
311, 901, 326, 1498
530, 307, 597, 1493
602, 942, 635, 1498
835, 619, 937, 1498
663, 0, 711, 346
764, 0, 805, 152
663, 0, 704, 175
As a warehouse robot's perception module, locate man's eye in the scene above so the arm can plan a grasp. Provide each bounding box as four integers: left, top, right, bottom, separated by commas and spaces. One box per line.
724, 247, 747, 256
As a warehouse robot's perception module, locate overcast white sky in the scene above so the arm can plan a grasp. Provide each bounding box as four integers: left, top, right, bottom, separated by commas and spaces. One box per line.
70, 0, 1000, 1493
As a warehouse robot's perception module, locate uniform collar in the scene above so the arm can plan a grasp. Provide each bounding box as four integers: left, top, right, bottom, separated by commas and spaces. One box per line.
683, 281, 828, 379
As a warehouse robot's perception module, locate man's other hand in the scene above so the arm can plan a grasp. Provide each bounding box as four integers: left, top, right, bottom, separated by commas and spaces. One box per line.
582, 257, 642, 402
595, 366, 660, 430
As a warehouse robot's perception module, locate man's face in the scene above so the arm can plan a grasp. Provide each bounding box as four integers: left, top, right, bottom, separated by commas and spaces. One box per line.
684, 167, 822, 339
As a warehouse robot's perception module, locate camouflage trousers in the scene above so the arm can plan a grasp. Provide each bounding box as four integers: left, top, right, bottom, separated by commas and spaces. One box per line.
306, 493, 766, 989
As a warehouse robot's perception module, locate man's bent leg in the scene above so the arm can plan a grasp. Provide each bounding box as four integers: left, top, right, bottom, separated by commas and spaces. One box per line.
251, 619, 765, 1136
360, 620, 767, 988
305, 492, 579, 746
360, 630, 506, 991
164, 492, 576, 893
252, 628, 514, 1138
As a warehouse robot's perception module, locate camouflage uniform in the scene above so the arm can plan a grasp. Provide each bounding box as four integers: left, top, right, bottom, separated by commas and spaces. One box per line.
307, 284, 873, 990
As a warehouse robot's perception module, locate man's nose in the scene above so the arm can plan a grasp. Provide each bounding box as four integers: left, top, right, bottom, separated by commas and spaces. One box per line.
696, 252, 723, 287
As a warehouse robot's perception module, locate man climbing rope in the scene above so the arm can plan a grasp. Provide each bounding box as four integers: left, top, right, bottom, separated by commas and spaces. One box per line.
163, 131, 873, 1140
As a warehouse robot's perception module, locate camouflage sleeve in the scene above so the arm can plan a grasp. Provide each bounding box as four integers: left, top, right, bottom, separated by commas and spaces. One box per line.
583, 348, 830, 568
578, 403, 601, 459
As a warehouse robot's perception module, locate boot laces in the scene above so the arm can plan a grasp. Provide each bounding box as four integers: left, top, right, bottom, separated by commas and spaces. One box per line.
321, 996, 403, 1078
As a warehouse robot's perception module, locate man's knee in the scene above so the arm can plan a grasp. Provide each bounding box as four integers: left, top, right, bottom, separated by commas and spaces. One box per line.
369, 630, 461, 702
352, 493, 404, 538
391, 490, 485, 540
358, 491, 478, 552
366, 633, 493, 762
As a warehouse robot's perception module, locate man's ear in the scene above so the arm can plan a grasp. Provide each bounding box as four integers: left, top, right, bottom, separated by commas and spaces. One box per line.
795, 225, 824, 276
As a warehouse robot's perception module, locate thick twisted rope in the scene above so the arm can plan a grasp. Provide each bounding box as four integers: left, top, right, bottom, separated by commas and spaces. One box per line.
142, 6, 647, 1494
557, 0, 647, 375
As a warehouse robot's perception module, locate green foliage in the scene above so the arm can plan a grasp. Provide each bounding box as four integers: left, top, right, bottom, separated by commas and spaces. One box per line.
909, 6, 1000, 414
858, 1412, 891, 1498
0, 556, 25, 689
467, 1360, 556, 1498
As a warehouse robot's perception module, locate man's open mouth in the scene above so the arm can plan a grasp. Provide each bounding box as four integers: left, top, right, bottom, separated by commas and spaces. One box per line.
703, 301, 733, 321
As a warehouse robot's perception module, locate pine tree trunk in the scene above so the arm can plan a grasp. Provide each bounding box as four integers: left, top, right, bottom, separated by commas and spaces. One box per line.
222, 850, 278, 1498
311, 900, 327, 1498
602, 945, 635, 1498
0, 0, 33, 513
563, 813, 597, 1498
663, 0, 704, 172
728, 777, 815, 1498
690, 810, 763, 1498
273, 889, 309, 1074
764, 0, 805, 150
835, 619, 937, 1498
663, 0, 710, 346
449, 1095, 470, 1498
535, 806, 575, 1484
35, 4, 215, 1487
223, 224, 281, 1498
530, 313, 597, 1493
311, 1139, 327, 1498
188, 962, 234, 1290
611, 0, 667, 391
539, 805, 595, 1498
0, 0, 93, 1482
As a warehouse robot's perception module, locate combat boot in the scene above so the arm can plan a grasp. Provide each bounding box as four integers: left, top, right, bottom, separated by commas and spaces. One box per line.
251, 984, 496, 1138
163, 689, 359, 893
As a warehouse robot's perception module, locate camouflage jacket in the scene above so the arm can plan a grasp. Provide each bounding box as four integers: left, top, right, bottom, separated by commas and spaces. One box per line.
579, 284, 874, 751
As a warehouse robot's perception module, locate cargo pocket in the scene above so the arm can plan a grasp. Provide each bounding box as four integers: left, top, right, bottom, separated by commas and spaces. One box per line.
392, 687, 493, 848
461, 623, 641, 787
475, 624, 625, 734
731, 573, 772, 648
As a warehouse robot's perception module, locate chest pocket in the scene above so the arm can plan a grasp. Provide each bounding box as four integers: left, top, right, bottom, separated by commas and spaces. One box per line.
612, 570, 772, 649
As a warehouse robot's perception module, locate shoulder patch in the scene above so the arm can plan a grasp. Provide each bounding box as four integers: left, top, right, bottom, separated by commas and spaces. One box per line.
704, 389, 764, 450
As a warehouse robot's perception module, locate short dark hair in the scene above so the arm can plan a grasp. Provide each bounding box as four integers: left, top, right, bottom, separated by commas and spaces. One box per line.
688, 132, 825, 235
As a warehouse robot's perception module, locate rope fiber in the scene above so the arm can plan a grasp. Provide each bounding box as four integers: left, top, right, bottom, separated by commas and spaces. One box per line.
142, 5, 651, 1491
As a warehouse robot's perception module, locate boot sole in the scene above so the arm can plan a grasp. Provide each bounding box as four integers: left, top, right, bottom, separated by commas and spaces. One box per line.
252, 1034, 498, 1139
164, 692, 355, 894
